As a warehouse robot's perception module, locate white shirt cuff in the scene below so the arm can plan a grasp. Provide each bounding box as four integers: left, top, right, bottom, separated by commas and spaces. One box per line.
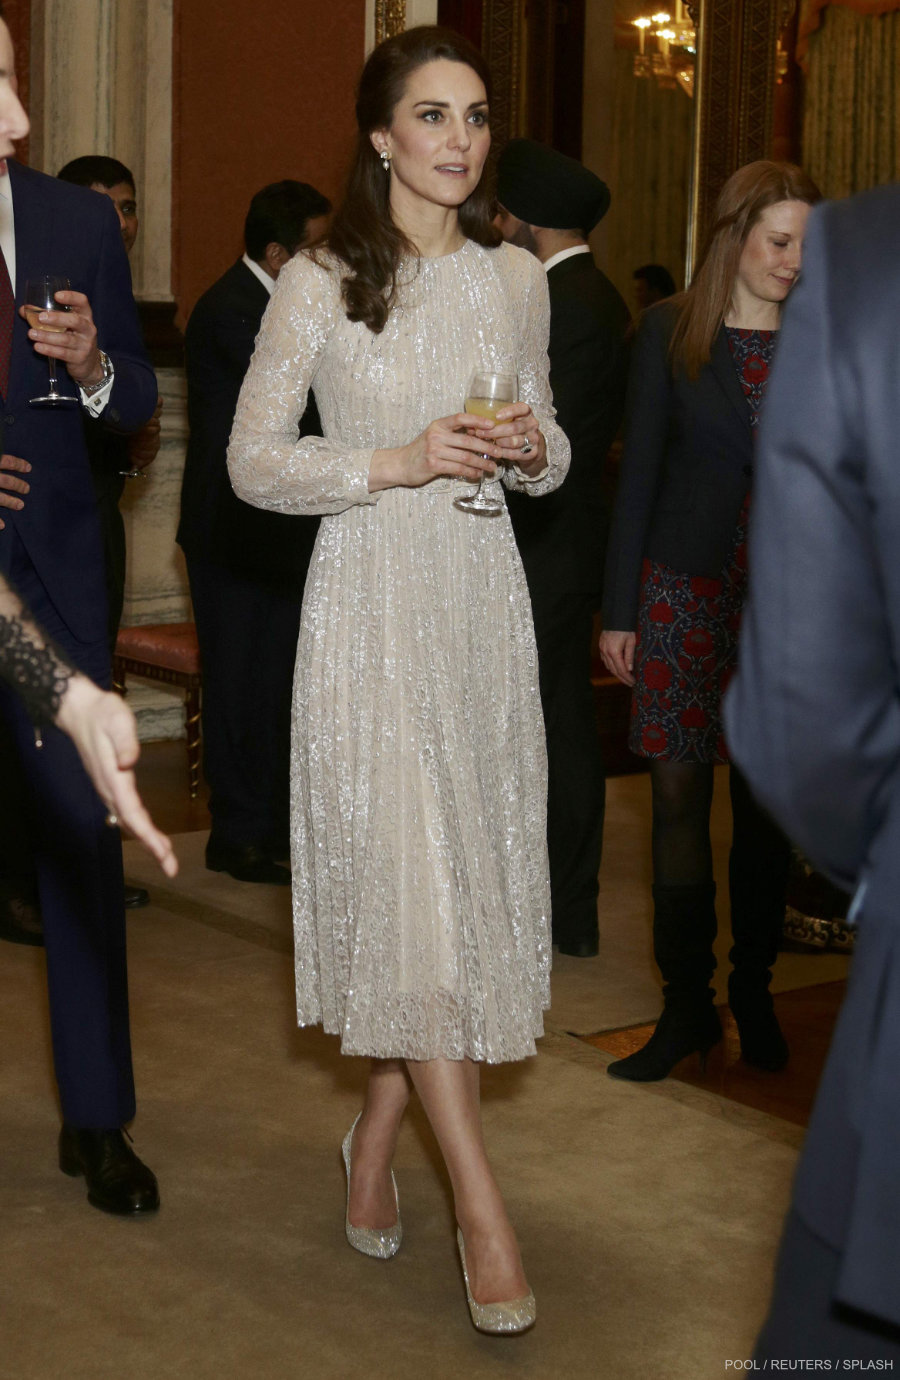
79, 362, 115, 416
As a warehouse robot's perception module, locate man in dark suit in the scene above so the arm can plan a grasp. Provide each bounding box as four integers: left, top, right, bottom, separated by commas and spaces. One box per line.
178, 181, 330, 884
1, 157, 159, 944
0, 9, 160, 1212
57, 155, 162, 655
58, 156, 161, 916
496, 139, 630, 957
725, 185, 900, 1359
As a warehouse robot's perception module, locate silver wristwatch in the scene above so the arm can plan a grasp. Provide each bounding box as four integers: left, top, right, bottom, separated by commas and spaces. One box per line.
81, 349, 113, 397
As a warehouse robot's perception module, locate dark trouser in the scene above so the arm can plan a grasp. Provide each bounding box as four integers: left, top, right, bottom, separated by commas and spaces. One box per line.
0, 533, 134, 1127
187, 556, 302, 855
530, 591, 605, 946
756, 1210, 900, 1361
0, 709, 38, 905
98, 489, 126, 655
728, 764, 792, 997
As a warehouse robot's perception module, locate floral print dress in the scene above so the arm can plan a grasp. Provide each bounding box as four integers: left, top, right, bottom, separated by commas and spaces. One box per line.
629, 327, 776, 763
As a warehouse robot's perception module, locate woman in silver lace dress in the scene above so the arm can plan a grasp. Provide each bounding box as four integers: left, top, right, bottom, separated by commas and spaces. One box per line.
228, 27, 568, 1332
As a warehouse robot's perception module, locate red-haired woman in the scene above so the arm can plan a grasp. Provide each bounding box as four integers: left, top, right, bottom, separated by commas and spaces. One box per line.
228, 27, 570, 1333
600, 161, 821, 1082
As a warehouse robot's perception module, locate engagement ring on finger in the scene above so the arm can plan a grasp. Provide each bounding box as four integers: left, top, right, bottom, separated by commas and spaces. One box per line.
105, 812, 119, 829
521, 438, 534, 455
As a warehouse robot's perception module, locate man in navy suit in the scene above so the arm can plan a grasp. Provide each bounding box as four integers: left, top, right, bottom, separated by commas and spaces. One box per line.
726, 185, 900, 1359
178, 181, 329, 884
0, 8, 161, 1213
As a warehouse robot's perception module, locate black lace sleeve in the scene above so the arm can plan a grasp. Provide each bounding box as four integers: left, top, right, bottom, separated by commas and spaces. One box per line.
0, 577, 76, 725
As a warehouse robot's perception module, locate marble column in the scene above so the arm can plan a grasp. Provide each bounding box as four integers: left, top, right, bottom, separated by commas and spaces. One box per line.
30, 0, 189, 739
28, 0, 173, 303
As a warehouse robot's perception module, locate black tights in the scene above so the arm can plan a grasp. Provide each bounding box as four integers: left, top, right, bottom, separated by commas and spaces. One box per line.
651, 761, 789, 899
650, 761, 715, 889
650, 759, 792, 979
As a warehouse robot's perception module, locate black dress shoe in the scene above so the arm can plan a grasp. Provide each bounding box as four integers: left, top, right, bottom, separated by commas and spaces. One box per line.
205, 839, 291, 886
58, 1125, 160, 1215
124, 885, 150, 909
555, 934, 600, 958
0, 891, 44, 947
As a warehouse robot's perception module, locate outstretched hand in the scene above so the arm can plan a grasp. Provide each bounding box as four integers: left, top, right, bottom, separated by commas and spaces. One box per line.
55, 676, 178, 877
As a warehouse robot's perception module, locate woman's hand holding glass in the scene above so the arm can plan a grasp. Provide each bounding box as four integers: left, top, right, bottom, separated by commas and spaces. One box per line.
368, 412, 505, 492
368, 404, 545, 495
471, 400, 545, 475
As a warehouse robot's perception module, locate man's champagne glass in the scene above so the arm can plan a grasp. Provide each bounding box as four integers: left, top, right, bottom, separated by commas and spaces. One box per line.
25, 275, 77, 406
453, 368, 518, 516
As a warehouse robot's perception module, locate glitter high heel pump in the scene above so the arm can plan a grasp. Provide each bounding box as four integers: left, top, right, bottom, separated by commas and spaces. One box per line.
341, 1113, 402, 1259
457, 1229, 536, 1335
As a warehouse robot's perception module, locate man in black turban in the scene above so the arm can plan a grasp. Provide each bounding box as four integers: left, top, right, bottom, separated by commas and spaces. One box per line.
496, 139, 631, 958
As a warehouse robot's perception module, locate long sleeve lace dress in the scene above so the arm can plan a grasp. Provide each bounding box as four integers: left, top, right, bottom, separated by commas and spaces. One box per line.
228, 239, 570, 1063
0, 577, 75, 725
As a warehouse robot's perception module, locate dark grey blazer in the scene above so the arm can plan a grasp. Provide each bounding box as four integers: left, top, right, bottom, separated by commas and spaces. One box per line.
725, 183, 900, 1330
602, 302, 755, 631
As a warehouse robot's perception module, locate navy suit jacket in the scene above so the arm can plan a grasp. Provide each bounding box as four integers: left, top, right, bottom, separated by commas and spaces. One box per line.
725, 184, 900, 1329
0, 161, 157, 646
602, 302, 754, 631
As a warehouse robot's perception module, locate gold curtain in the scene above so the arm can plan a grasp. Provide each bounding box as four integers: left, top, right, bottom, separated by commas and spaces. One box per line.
802, 6, 900, 197
798, 0, 900, 68
605, 49, 693, 303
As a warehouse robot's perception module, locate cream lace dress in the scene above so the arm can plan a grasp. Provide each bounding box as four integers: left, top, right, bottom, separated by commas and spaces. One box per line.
228, 239, 570, 1062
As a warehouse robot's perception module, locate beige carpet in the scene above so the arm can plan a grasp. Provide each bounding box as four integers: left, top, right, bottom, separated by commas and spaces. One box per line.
1, 903, 800, 1380
0, 765, 834, 1378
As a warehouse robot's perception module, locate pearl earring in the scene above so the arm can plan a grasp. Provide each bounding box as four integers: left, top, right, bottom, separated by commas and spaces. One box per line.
381, 150, 391, 173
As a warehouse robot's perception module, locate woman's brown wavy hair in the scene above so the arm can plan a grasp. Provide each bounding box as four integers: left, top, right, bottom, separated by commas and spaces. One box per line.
323, 25, 501, 334
669, 160, 821, 379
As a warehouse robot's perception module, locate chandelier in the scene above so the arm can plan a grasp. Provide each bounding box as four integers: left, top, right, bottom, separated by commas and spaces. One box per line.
632, 2, 697, 98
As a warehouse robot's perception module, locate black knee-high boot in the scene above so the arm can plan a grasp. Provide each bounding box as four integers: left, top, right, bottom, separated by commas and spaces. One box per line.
728, 767, 792, 1071
608, 882, 722, 1082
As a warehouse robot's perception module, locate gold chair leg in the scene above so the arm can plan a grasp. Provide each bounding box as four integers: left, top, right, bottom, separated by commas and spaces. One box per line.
185, 687, 202, 800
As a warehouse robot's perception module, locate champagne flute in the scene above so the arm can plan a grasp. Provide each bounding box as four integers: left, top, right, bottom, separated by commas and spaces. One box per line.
453, 368, 518, 516
24, 275, 78, 407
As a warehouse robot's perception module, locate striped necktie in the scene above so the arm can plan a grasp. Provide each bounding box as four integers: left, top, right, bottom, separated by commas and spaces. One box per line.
0, 243, 14, 399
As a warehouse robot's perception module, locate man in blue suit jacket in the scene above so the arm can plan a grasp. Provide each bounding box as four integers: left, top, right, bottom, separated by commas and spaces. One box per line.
725, 184, 900, 1359
0, 9, 160, 1214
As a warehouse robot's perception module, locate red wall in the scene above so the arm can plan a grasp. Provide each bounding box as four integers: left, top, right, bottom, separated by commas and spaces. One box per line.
172, 0, 365, 325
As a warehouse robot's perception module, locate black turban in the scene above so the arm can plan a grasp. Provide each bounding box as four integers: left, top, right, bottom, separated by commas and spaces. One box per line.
496, 138, 611, 235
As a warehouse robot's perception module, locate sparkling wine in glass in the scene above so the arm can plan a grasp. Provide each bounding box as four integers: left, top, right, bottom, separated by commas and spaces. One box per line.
453, 368, 518, 516
25, 275, 77, 406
